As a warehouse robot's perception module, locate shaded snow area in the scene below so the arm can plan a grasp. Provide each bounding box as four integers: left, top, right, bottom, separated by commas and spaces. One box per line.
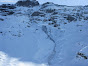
0, 3, 88, 66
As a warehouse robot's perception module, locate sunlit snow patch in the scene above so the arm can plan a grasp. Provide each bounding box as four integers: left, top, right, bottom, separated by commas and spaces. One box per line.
0, 51, 47, 66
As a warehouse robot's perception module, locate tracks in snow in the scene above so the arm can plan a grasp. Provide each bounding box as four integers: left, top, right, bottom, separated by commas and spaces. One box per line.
42, 26, 56, 65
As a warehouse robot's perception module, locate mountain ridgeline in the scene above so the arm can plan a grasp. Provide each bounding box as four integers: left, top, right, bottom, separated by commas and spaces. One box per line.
16, 0, 39, 7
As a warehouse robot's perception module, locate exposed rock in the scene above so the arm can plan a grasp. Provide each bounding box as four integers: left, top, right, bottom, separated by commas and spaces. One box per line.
42, 2, 54, 6
0, 8, 6, 11
41, 2, 55, 9
77, 52, 88, 59
41, 2, 65, 9
66, 15, 76, 22
45, 9, 56, 13
0, 4, 16, 9
0, 18, 4, 21
84, 5, 88, 7
31, 11, 45, 17
0, 4, 15, 16
7, 11, 14, 15
16, 0, 39, 7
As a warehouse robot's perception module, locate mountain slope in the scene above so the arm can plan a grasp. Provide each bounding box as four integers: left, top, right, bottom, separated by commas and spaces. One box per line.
0, 2, 88, 66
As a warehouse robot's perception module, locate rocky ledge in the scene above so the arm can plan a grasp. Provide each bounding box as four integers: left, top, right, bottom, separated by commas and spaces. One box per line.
16, 0, 39, 7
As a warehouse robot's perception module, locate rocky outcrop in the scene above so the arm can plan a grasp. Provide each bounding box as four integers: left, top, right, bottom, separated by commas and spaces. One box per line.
0, 4, 16, 9
0, 4, 15, 16
16, 0, 39, 7
31, 11, 45, 17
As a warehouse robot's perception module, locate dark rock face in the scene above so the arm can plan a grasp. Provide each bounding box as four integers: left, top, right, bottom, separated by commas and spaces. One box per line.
41, 2, 54, 8
0, 4, 15, 16
0, 4, 16, 9
7, 11, 14, 15
66, 15, 76, 21
42, 2, 54, 6
16, 0, 39, 7
0, 18, 4, 21
31, 11, 45, 17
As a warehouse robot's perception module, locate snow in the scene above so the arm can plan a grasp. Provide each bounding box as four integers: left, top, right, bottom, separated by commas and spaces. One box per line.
0, 51, 47, 66
0, 2, 88, 66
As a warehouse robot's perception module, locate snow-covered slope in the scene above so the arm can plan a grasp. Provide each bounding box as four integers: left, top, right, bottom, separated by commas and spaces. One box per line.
0, 2, 88, 66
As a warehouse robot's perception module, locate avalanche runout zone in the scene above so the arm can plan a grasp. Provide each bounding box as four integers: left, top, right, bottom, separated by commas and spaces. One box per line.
42, 26, 57, 65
